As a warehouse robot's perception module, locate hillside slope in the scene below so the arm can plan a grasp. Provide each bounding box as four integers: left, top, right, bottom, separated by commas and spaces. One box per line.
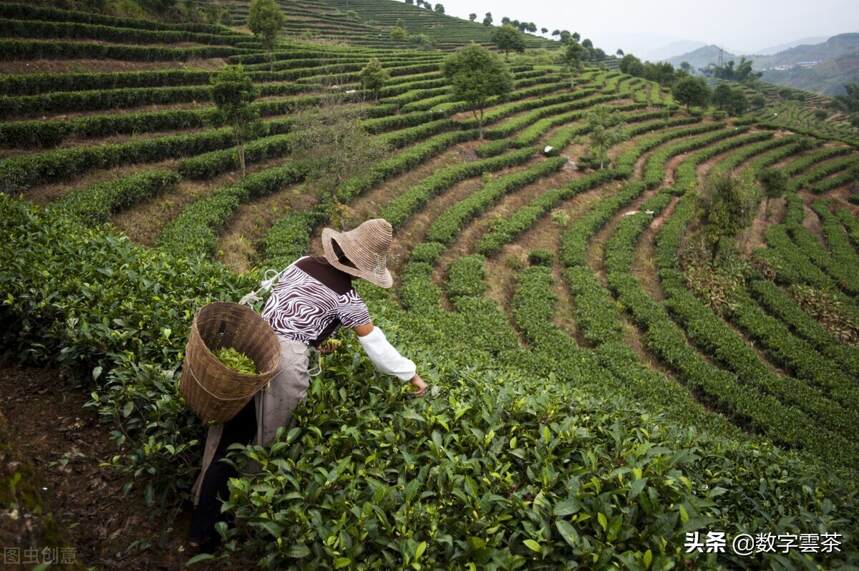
216, 0, 556, 50
0, 1, 858, 568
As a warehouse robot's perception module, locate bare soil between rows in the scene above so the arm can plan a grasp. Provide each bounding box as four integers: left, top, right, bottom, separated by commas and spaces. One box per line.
0, 361, 251, 570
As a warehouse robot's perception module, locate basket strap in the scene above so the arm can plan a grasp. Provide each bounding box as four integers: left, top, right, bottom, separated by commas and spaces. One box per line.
186, 361, 273, 402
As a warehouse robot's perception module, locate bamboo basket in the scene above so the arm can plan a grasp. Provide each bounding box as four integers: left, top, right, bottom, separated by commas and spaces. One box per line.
179, 302, 281, 423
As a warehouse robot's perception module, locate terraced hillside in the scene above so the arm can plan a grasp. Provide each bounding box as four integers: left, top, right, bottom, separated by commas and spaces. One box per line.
216, 0, 556, 50
1, 1, 858, 568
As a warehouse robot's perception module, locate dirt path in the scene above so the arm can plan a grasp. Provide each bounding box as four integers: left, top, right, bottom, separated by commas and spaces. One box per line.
0, 362, 249, 570
801, 201, 826, 244
111, 156, 290, 247
387, 157, 539, 272
740, 198, 785, 255
486, 182, 619, 344
25, 160, 176, 206
342, 142, 480, 230
217, 183, 316, 273
433, 157, 581, 283
633, 195, 679, 302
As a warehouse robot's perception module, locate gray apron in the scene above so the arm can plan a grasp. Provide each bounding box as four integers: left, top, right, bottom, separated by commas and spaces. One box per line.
191, 336, 311, 506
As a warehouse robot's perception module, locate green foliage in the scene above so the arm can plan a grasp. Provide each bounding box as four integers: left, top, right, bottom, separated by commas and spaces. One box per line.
215, 347, 257, 375
561, 40, 586, 78
582, 106, 628, 169
0, 38, 242, 62
835, 82, 859, 113
159, 162, 307, 258
672, 76, 710, 110
695, 173, 757, 259
446, 255, 485, 298
711, 84, 748, 115
490, 25, 524, 61
210, 65, 258, 176
389, 25, 407, 41
359, 58, 389, 98
527, 249, 552, 266
444, 44, 512, 138
705, 57, 761, 82
757, 168, 788, 199
56, 170, 179, 222
427, 156, 565, 244
247, 0, 284, 54
381, 146, 534, 227
479, 169, 617, 255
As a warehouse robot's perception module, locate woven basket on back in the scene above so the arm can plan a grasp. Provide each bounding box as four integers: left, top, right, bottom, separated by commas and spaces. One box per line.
179, 302, 281, 423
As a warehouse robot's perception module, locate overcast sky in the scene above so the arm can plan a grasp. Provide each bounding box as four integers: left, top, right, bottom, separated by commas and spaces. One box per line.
441, 0, 859, 59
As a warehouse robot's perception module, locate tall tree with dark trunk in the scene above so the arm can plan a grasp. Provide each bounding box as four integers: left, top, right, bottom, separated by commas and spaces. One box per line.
248, 0, 284, 71
444, 44, 513, 139
210, 66, 258, 177
491, 24, 525, 61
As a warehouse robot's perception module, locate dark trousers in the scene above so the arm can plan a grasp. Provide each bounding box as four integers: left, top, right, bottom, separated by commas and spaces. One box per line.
188, 398, 257, 543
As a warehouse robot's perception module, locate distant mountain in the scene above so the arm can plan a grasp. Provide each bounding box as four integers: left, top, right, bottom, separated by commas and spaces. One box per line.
645, 40, 707, 62
756, 33, 859, 68
666, 45, 739, 70
755, 37, 828, 55
762, 50, 859, 96
667, 33, 859, 75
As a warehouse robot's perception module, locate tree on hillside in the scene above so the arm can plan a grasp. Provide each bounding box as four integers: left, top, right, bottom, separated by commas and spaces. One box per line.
581, 38, 593, 49
551, 29, 560, 36
210, 65, 258, 177
680, 61, 692, 73
390, 25, 408, 41
501, 16, 510, 24
469, 13, 477, 21
288, 103, 389, 227
708, 57, 761, 82
491, 24, 525, 61
696, 173, 756, 259
434, 3, 444, 14
559, 30, 571, 44
673, 76, 710, 111
444, 44, 513, 139
409, 33, 434, 49
835, 83, 859, 113
583, 106, 628, 170
572, 32, 580, 42
248, 0, 285, 71
483, 12, 493, 25
619, 53, 644, 76
541, 27, 548, 34
561, 40, 586, 84
757, 168, 788, 221
712, 84, 748, 116
359, 58, 388, 99
616, 49, 624, 57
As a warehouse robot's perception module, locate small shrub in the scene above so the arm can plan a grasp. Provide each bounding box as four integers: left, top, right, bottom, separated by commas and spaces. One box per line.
551, 208, 571, 226
528, 249, 552, 266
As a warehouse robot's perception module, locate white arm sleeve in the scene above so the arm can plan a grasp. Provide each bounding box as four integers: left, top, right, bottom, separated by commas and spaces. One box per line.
357, 326, 416, 382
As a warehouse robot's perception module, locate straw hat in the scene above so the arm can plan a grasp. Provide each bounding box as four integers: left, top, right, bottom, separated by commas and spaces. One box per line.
321, 218, 394, 288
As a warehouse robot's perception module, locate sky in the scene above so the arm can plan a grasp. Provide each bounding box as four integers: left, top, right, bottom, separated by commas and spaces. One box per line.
440, 0, 859, 59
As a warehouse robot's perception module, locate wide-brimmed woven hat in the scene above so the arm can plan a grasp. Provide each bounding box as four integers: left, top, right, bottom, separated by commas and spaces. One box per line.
321, 218, 394, 288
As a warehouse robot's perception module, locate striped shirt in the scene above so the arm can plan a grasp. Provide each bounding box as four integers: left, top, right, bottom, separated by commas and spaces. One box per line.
261, 256, 371, 347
